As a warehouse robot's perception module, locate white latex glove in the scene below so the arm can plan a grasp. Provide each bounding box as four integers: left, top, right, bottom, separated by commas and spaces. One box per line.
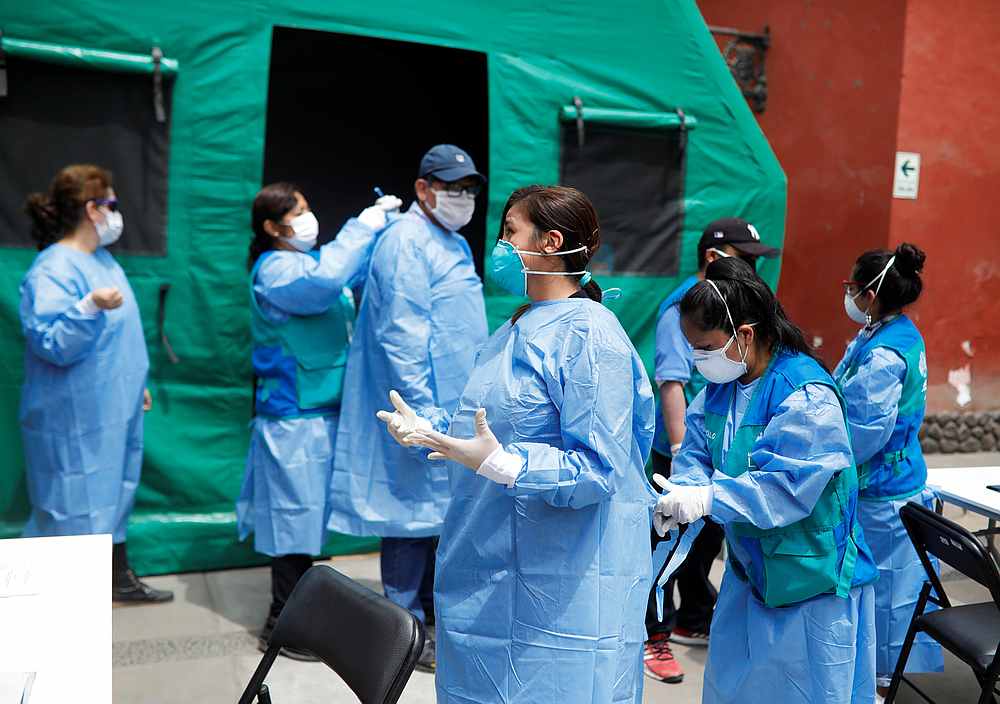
652, 474, 714, 537
375, 194, 403, 212
375, 390, 432, 446
405, 408, 501, 472
358, 195, 403, 230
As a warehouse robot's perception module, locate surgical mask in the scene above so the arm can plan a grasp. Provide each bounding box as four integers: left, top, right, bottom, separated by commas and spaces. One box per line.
489, 240, 588, 297
844, 293, 869, 325
692, 279, 753, 384
430, 190, 476, 231
95, 210, 124, 247
286, 211, 319, 252
844, 255, 895, 326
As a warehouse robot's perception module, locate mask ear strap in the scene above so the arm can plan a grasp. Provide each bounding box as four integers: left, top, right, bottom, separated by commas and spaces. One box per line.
706, 279, 747, 361
870, 255, 896, 299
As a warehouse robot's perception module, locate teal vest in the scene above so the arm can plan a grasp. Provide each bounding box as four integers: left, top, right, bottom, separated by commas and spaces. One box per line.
704, 350, 873, 607
835, 315, 927, 499
250, 252, 354, 419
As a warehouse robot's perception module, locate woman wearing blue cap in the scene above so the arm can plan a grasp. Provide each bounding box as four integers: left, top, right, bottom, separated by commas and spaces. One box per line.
378, 185, 657, 704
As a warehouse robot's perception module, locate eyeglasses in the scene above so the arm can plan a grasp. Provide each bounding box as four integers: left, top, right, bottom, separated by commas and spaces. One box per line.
842, 280, 861, 294
432, 181, 482, 198
91, 198, 119, 212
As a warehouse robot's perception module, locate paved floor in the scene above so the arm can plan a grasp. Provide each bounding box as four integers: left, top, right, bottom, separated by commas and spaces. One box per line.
113, 455, 999, 703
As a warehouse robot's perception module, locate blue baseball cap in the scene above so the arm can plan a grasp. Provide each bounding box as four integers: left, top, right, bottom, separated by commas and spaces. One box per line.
418, 144, 486, 184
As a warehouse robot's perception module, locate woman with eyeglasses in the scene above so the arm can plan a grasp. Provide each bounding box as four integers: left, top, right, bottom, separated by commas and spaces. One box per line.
20, 164, 171, 603
835, 243, 942, 700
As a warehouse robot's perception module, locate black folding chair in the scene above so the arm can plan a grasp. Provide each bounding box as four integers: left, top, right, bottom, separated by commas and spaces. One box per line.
238, 565, 425, 704
886, 502, 1000, 704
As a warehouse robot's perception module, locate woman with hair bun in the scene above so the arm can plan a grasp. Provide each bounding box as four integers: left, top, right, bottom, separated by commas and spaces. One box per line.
835, 242, 943, 698
20, 164, 171, 603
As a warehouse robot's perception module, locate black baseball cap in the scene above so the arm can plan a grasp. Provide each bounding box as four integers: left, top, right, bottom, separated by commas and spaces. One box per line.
699, 217, 781, 258
418, 144, 487, 184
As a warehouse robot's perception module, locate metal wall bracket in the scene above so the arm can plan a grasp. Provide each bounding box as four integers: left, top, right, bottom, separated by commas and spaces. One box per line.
709, 25, 770, 113
152, 45, 165, 123
0, 30, 7, 98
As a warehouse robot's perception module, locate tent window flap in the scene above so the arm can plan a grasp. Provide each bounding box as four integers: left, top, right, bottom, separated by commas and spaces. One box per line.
0, 43, 174, 255
559, 110, 688, 276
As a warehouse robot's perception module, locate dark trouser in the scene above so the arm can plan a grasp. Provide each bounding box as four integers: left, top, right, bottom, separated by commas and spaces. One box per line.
269, 554, 314, 620
380, 536, 438, 626
112, 541, 131, 587
646, 451, 726, 638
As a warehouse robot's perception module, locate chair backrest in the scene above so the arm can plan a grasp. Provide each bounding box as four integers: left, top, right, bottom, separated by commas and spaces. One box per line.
270, 565, 424, 704
900, 502, 1000, 608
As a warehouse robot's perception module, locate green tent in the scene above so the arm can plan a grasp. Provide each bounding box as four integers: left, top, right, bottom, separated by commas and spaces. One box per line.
0, 0, 785, 574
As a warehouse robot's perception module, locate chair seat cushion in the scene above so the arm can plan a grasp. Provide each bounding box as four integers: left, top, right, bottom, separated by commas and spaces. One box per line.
919, 603, 1000, 670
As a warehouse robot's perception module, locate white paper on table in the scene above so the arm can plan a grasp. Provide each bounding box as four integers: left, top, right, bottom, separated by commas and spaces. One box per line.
0, 535, 111, 703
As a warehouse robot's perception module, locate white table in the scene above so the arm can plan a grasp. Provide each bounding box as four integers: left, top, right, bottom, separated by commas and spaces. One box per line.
926, 466, 1000, 557
0, 534, 111, 703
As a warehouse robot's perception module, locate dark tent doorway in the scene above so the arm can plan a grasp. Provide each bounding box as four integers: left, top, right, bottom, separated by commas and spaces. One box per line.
262, 27, 490, 274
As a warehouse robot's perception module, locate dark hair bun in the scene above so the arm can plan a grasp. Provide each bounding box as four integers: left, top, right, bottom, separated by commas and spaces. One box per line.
894, 242, 926, 276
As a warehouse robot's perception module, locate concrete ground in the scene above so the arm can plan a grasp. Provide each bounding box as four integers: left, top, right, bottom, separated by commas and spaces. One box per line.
113, 454, 999, 703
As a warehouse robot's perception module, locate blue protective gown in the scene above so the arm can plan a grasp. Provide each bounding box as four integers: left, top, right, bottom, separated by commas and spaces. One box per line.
836, 334, 943, 684
19, 244, 149, 543
237, 219, 374, 557
329, 203, 488, 538
671, 380, 877, 704
434, 297, 657, 704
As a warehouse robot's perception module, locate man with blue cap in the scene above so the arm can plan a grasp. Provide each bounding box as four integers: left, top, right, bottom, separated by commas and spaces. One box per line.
329, 145, 488, 671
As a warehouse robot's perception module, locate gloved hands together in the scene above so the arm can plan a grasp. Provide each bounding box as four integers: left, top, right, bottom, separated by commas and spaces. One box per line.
358, 194, 403, 230
376, 390, 432, 445
652, 474, 714, 537
406, 408, 502, 473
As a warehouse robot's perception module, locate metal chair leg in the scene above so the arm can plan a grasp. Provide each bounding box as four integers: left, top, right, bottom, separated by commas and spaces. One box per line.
886, 582, 932, 704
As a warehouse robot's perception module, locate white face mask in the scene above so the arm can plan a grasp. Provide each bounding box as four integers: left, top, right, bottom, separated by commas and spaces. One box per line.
692, 279, 753, 384
286, 211, 319, 252
95, 210, 124, 247
844, 255, 895, 326
844, 293, 870, 325
430, 190, 475, 231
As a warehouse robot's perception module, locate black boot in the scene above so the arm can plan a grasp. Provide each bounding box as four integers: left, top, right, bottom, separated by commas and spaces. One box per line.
112, 542, 174, 604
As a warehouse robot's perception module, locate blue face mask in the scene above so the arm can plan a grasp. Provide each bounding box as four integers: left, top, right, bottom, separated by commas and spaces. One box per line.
488, 240, 589, 297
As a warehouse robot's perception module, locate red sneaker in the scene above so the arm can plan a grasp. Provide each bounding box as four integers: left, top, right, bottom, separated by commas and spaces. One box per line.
643, 633, 684, 683
670, 626, 710, 647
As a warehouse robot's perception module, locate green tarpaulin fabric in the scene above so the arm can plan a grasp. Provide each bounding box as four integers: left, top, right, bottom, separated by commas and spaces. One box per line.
0, 0, 785, 575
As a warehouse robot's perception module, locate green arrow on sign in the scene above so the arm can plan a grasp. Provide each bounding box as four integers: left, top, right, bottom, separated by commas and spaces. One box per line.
901, 160, 915, 177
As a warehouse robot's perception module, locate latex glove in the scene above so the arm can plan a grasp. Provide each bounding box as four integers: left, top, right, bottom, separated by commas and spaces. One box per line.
375, 390, 432, 446
405, 408, 501, 472
358, 194, 403, 230
652, 474, 714, 537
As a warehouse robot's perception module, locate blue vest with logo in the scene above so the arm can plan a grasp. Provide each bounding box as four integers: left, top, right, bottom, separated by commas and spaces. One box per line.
835, 315, 927, 500
250, 251, 354, 419
704, 349, 877, 607
652, 276, 709, 456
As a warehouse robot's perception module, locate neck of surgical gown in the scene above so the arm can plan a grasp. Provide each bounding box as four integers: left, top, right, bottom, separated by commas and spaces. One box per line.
19, 244, 149, 543
434, 297, 657, 704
